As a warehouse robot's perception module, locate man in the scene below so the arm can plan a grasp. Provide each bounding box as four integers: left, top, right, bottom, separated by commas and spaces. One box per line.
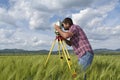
54, 17, 94, 79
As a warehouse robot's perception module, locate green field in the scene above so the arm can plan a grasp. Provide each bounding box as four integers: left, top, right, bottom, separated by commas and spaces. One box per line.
0, 54, 120, 80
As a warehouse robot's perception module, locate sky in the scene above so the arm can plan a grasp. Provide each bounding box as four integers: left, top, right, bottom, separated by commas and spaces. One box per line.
0, 0, 120, 50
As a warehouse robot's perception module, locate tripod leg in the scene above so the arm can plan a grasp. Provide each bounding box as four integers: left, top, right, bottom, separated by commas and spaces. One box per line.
60, 40, 77, 78
45, 40, 56, 66
59, 40, 72, 73
58, 41, 64, 66
62, 41, 71, 63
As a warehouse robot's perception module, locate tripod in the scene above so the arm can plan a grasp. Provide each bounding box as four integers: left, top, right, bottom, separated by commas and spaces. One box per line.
44, 35, 77, 78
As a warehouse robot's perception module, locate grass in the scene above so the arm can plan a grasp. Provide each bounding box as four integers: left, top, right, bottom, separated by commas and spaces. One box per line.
0, 54, 120, 80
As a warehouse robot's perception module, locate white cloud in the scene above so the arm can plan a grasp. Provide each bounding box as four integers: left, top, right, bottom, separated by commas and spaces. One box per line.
0, 28, 13, 38
72, 0, 119, 39
0, 7, 17, 27
0, 27, 53, 50
32, 0, 95, 11
9, 0, 31, 19
91, 36, 120, 49
71, 0, 120, 49
29, 10, 51, 30
29, 0, 98, 30
0, 0, 102, 30
72, 1, 117, 28
0, 0, 120, 50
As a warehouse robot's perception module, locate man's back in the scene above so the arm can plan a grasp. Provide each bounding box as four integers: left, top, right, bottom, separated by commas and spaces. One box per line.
69, 24, 93, 58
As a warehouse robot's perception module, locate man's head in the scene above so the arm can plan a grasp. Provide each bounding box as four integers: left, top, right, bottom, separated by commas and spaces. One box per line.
62, 17, 73, 30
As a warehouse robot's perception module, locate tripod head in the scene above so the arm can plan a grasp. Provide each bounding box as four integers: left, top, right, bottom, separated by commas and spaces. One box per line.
54, 20, 63, 35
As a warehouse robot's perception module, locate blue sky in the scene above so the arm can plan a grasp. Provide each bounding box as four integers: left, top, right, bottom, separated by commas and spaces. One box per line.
0, 0, 120, 50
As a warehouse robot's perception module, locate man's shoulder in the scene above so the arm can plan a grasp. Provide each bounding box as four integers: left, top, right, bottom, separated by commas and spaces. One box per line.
72, 24, 81, 28
71, 24, 78, 28
71, 24, 82, 30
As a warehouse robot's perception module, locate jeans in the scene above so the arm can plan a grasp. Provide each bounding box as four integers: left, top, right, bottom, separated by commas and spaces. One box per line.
78, 51, 94, 80
78, 51, 94, 71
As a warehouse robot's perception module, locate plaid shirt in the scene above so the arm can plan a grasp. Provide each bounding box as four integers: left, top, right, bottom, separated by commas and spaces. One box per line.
69, 24, 93, 58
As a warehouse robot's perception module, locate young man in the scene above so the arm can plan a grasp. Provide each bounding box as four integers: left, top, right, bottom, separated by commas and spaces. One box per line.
54, 17, 94, 79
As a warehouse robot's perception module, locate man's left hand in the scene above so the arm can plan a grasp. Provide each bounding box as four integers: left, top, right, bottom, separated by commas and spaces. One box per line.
54, 24, 60, 31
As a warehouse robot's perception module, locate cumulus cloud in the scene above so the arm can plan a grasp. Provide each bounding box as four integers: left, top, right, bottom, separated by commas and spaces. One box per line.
72, 0, 117, 28
0, 0, 103, 30
0, 27, 53, 50
29, 11, 51, 30
29, 0, 98, 30
0, 28, 25, 49
72, 0, 120, 41
0, 0, 120, 50
0, 8, 17, 27
0, 28, 14, 39
87, 25, 120, 41
1, 0, 119, 31
32, 0, 95, 11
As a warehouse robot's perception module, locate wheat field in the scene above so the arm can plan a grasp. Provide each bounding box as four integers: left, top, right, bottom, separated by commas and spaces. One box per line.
0, 54, 120, 80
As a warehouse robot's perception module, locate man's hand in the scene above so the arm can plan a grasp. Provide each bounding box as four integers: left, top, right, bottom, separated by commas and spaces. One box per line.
54, 24, 61, 31
54, 24, 61, 35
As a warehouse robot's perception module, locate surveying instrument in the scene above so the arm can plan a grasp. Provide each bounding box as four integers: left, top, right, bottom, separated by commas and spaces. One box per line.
44, 21, 77, 78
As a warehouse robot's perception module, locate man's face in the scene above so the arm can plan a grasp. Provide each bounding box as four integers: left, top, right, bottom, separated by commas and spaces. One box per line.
62, 23, 70, 30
